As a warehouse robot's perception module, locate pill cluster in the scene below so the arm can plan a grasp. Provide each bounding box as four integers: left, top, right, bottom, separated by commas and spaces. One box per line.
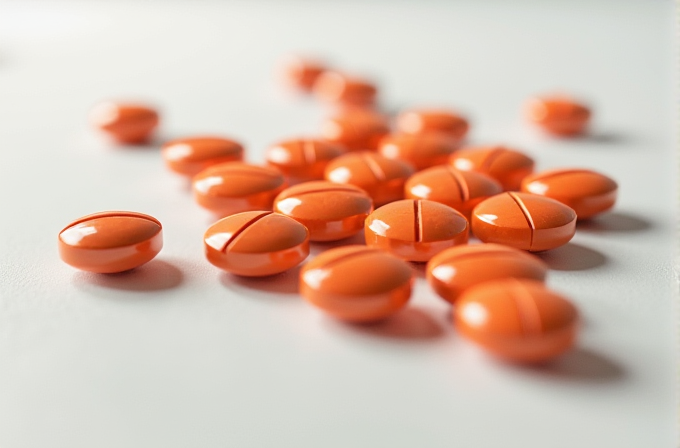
59, 55, 618, 364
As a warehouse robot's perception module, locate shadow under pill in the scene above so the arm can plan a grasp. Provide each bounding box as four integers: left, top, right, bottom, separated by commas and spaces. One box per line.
335, 307, 445, 341
520, 347, 626, 384
220, 265, 301, 295
410, 262, 427, 278
72, 259, 184, 293
577, 211, 651, 233
583, 130, 630, 145
537, 242, 606, 271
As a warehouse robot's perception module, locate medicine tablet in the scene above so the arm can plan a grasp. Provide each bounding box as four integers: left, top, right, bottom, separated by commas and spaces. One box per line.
365, 199, 469, 262
162, 136, 244, 176
324, 152, 415, 206
526, 95, 591, 137
379, 133, 459, 171
321, 109, 390, 151
404, 165, 502, 219
313, 71, 377, 106
471, 192, 576, 252
395, 109, 469, 140
89, 101, 159, 144
58, 211, 162, 273
193, 162, 287, 217
274, 181, 373, 241
300, 245, 413, 322
454, 279, 578, 363
265, 138, 345, 184
449, 146, 534, 191
204, 211, 309, 277
427, 243, 548, 304
520, 168, 618, 220
282, 56, 327, 91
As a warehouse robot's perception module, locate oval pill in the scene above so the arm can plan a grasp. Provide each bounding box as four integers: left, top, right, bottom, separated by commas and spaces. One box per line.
379, 133, 459, 171
396, 109, 469, 140
526, 95, 591, 137
89, 101, 159, 144
265, 138, 345, 184
313, 71, 377, 106
454, 279, 579, 363
204, 211, 310, 277
282, 56, 327, 91
162, 136, 244, 176
58, 211, 163, 273
300, 245, 413, 322
321, 109, 390, 151
449, 146, 535, 191
365, 199, 469, 262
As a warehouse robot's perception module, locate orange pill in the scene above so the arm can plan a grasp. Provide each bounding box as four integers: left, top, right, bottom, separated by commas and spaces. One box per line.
300, 245, 413, 322
324, 152, 415, 206
521, 168, 618, 220
404, 166, 503, 219
427, 244, 548, 304
282, 56, 327, 92
274, 181, 373, 241
265, 138, 345, 184
89, 101, 159, 144
313, 71, 377, 106
162, 136, 244, 176
58, 211, 162, 273
204, 211, 309, 277
193, 162, 287, 217
321, 109, 390, 151
471, 192, 576, 252
395, 109, 469, 140
526, 95, 591, 137
454, 279, 579, 363
449, 146, 534, 191
365, 199, 469, 262
379, 133, 459, 171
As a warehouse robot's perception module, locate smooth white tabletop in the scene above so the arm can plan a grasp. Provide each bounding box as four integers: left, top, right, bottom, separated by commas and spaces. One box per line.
0, 1, 676, 447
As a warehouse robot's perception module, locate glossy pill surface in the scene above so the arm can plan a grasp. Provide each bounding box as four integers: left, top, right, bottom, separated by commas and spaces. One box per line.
455, 279, 578, 363
274, 181, 373, 241
321, 109, 390, 151
471, 192, 576, 252
324, 152, 415, 206
193, 162, 287, 217
300, 245, 413, 322
58, 211, 162, 273
449, 146, 535, 191
204, 211, 309, 277
379, 133, 459, 171
396, 109, 469, 140
526, 95, 591, 137
521, 168, 618, 220
365, 199, 469, 262
427, 244, 548, 304
405, 166, 503, 219
162, 136, 244, 176
282, 56, 327, 91
265, 138, 345, 184
89, 102, 159, 144
313, 72, 377, 106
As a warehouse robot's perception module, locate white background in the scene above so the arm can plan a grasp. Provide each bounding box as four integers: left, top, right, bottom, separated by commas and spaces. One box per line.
0, 1, 676, 447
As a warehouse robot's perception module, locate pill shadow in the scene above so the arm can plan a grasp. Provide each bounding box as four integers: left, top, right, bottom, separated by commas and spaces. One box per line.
583, 130, 629, 145
220, 265, 301, 295
577, 211, 651, 233
520, 347, 626, 383
537, 242, 606, 271
410, 262, 427, 278
72, 259, 184, 292
335, 307, 445, 341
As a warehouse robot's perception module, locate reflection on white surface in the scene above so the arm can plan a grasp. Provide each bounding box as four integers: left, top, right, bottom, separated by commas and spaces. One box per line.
476, 214, 498, 224
461, 303, 488, 327
327, 167, 351, 183
205, 232, 233, 251
431, 265, 456, 282
410, 184, 431, 198
368, 219, 390, 236
194, 176, 223, 194
276, 198, 302, 215
453, 159, 473, 171
60, 224, 97, 245
267, 146, 291, 164
164, 143, 193, 161
302, 268, 330, 289
526, 181, 549, 195
89, 101, 119, 126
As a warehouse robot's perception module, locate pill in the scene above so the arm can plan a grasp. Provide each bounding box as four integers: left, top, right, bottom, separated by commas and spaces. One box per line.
404, 166, 503, 219
265, 138, 345, 184
379, 133, 459, 171
58, 211, 162, 273
274, 181, 373, 241
454, 279, 578, 363
321, 109, 390, 151
89, 101, 159, 144
526, 95, 591, 137
313, 71, 377, 106
520, 168, 618, 220
449, 146, 534, 191
193, 162, 287, 216
282, 56, 327, 91
427, 243, 548, 304
471, 192, 576, 252
300, 245, 413, 322
365, 199, 469, 262
204, 211, 310, 277
395, 109, 469, 140
324, 152, 415, 206
161, 136, 244, 176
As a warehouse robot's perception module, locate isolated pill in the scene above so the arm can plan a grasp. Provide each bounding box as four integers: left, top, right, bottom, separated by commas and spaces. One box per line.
526, 95, 591, 137
265, 138, 345, 184
379, 133, 459, 171
396, 109, 469, 140
282, 56, 327, 91
325, 152, 415, 206
89, 101, 159, 144
365, 199, 469, 262
404, 166, 503, 219
321, 109, 390, 151
204, 211, 309, 277
521, 168, 617, 220
162, 136, 244, 176
274, 181, 373, 241
471, 192, 576, 252
427, 243, 548, 304
300, 245, 413, 322
58, 211, 162, 273
313, 71, 377, 106
193, 162, 287, 217
450, 146, 534, 191
454, 279, 579, 363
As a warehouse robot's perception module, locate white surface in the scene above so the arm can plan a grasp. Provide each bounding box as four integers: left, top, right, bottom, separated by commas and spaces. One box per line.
0, 1, 676, 447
